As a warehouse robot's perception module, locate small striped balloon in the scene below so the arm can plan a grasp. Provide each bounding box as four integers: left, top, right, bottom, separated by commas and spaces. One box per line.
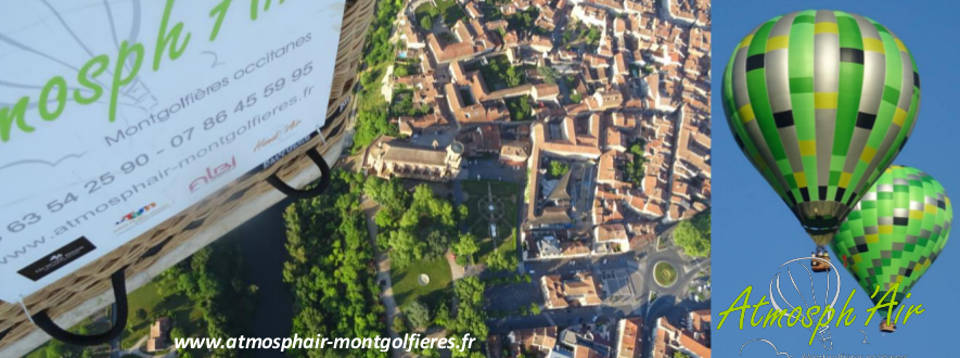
831, 165, 951, 314
721, 10, 921, 247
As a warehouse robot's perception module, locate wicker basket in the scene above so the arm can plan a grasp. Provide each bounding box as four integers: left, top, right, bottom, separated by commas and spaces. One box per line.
0, 0, 376, 354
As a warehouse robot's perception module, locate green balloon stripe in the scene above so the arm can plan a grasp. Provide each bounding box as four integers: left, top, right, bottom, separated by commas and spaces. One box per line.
831, 166, 952, 310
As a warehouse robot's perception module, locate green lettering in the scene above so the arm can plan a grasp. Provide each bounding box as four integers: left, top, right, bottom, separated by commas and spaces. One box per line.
38, 76, 67, 121
865, 283, 899, 327
0, 97, 33, 142
786, 306, 802, 327
250, 0, 285, 20
110, 41, 145, 122
717, 286, 753, 329
154, 0, 191, 71
749, 295, 768, 327
835, 288, 857, 327
75, 55, 109, 104
208, 0, 232, 41
904, 303, 924, 324
762, 307, 788, 328
802, 306, 819, 328
810, 306, 834, 345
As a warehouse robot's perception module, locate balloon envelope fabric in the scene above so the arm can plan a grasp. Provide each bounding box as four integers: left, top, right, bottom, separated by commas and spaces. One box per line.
831, 165, 951, 310
721, 10, 921, 246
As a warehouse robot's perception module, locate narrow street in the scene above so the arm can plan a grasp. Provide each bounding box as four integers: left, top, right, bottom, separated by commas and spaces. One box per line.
360, 197, 408, 358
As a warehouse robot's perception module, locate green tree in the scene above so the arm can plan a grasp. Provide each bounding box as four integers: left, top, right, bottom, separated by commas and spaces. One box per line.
537, 66, 558, 84
170, 327, 185, 340
282, 170, 386, 357
673, 210, 711, 257
486, 247, 512, 271
570, 92, 582, 104
586, 27, 601, 46
394, 64, 409, 77
626, 139, 647, 186
505, 66, 522, 87
507, 96, 533, 121
136, 308, 148, 320
448, 277, 488, 358
404, 300, 432, 331
393, 315, 409, 334
420, 15, 433, 31
43, 340, 68, 358
674, 352, 692, 358
454, 233, 480, 263
549, 160, 570, 178
433, 303, 451, 327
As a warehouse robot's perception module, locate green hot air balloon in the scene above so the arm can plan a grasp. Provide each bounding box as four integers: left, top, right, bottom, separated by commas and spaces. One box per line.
831, 165, 951, 332
721, 10, 921, 266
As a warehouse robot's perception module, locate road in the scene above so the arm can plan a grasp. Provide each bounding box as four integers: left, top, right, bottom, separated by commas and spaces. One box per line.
486, 230, 711, 347
459, 158, 525, 184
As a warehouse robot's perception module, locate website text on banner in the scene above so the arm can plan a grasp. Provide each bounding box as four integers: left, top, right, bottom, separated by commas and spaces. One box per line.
0, 0, 344, 301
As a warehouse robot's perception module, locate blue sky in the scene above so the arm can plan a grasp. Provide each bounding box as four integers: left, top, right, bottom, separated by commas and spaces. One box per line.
711, 1, 960, 356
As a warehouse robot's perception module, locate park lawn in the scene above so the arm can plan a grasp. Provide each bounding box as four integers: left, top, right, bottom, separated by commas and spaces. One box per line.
460, 180, 520, 262
391, 256, 452, 310
119, 279, 204, 349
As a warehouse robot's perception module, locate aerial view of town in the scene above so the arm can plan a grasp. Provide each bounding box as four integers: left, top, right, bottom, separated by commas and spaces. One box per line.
25, 0, 710, 357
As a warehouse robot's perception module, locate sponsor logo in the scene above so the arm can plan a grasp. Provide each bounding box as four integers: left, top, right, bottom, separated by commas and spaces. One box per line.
253, 119, 303, 152
115, 202, 158, 226
18, 237, 96, 281
114, 202, 167, 234
261, 134, 312, 170
189, 156, 237, 193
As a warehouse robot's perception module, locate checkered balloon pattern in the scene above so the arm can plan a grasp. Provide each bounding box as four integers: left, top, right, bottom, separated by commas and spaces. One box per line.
721, 10, 920, 245
831, 165, 951, 311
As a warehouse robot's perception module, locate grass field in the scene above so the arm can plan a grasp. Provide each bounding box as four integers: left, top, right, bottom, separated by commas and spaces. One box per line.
120, 278, 204, 349
391, 256, 453, 310
461, 180, 520, 249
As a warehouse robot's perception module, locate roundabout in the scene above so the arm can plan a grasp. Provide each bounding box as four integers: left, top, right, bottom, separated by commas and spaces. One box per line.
653, 261, 678, 287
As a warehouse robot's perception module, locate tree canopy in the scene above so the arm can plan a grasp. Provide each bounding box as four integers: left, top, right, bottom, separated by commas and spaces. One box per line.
673, 209, 711, 257
549, 160, 570, 178
365, 178, 461, 268
626, 139, 647, 187
282, 171, 386, 357
454, 233, 480, 264
404, 300, 432, 331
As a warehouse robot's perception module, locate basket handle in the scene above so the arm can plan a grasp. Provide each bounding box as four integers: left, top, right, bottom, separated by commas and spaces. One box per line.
266, 147, 331, 199
31, 267, 128, 346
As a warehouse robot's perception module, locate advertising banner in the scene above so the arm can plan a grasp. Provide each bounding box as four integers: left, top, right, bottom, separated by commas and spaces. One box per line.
0, 0, 344, 301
